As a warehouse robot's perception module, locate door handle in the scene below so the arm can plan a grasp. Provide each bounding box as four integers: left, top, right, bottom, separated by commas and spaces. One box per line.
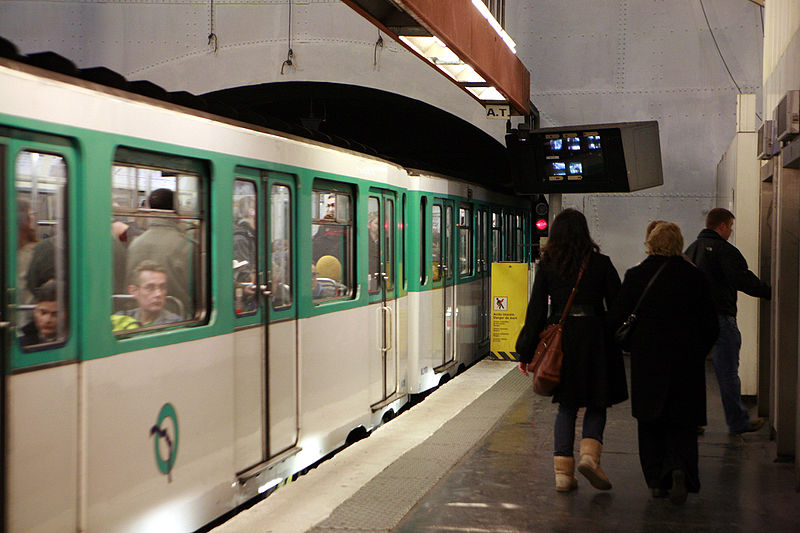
382, 305, 393, 352
259, 285, 272, 297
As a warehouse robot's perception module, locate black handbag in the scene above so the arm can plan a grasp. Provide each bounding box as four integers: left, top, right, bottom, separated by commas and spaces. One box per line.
614, 260, 669, 350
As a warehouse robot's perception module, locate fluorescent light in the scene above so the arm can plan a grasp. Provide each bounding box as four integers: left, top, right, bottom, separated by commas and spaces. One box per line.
466, 85, 506, 101
471, 0, 516, 53
400, 35, 506, 103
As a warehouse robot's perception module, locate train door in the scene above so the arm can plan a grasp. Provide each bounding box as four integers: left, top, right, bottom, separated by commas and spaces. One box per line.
477, 208, 490, 348
368, 191, 399, 406
232, 171, 298, 477
3, 141, 78, 532
431, 199, 456, 369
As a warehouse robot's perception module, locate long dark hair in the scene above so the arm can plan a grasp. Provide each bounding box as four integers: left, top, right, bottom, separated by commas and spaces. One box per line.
540, 208, 598, 278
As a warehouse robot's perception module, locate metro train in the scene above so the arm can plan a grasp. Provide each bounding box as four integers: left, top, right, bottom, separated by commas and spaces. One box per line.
0, 58, 532, 532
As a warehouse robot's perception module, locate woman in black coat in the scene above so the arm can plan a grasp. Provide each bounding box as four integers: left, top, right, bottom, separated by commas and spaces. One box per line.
609, 222, 718, 505
516, 209, 628, 492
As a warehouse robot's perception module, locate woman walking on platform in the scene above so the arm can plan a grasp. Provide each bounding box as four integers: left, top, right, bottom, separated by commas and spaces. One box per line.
516, 209, 628, 492
609, 222, 718, 504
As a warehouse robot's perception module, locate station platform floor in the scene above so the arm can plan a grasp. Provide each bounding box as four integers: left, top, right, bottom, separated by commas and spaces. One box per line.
212, 359, 800, 533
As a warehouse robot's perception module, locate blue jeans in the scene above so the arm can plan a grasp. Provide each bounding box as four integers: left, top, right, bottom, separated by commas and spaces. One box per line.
712, 315, 750, 433
554, 404, 607, 457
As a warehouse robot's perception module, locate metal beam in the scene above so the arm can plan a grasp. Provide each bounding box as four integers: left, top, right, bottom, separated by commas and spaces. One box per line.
342, 0, 530, 115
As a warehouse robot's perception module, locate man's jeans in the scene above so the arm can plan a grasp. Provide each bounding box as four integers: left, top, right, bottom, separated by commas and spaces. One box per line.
712, 315, 750, 433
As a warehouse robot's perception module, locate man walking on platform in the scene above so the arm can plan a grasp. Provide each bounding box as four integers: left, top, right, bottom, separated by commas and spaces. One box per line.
685, 208, 770, 435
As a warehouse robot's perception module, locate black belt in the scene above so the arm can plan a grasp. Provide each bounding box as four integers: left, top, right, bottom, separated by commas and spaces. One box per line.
551, 304, 597, 318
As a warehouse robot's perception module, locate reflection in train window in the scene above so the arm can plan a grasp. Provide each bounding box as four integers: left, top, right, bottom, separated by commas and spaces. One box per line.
492, 212, 502, 262
420, 197, 427, 285
111, 158, 205, 334
311, 184, 353, 302
271, 184, 293, 309
459, 206, 473, 276
368, 197, 381, 293
15, 150, 69, 349
233, 179, 257, 316
432, 204, 442, 282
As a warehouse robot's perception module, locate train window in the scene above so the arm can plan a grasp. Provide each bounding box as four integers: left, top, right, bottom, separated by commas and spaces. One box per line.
385, 197, 395, 291
15, 151, 69, 350
492, 212, 502, 262
445, 205, 453, 280
419, 197, 427, 284
401, 194, 406, 290
368, 197, 381, 293
311, 185, 353, 302
505, 213, 514, 261
271, 184, 293, 309
233, 180, 258, 316
477, 209, 487, 273
432, 204, 442, 282
458, 206, 473, 276
111, 161, 204, 334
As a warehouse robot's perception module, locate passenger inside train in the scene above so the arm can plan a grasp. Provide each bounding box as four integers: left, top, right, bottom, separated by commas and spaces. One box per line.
233, 193, 257, 313
18, 279, 60, 347
114, 260, 182, 329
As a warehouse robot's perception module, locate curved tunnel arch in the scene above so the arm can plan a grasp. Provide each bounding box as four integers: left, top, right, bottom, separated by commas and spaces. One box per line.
202, 81, 513, 190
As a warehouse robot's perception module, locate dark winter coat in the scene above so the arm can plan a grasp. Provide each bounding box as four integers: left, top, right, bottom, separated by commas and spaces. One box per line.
608, 255, 719, 425
685, 228, 770, 317
515, 251, 628, 408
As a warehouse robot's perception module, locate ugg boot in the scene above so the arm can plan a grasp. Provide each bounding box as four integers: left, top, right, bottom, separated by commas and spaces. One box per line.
554, 456, 578, 492
577, 438, 612, 490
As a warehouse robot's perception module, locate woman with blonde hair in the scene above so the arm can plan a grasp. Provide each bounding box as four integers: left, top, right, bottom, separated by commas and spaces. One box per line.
610, 222, 718, 505
516, 208, 628, 493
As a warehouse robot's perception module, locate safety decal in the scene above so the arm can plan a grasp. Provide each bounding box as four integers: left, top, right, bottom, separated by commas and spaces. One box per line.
150, 403, 179, 482
487, 351, 520, 361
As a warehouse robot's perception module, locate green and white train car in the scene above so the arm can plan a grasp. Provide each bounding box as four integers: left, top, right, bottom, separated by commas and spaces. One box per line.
0, 58, 531, 532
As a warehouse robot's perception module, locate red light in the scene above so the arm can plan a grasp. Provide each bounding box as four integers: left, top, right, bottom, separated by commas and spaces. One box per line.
536, 219, 548, 231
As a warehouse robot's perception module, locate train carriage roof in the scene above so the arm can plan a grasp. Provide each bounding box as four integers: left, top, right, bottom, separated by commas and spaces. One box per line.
0, 37, 513, 195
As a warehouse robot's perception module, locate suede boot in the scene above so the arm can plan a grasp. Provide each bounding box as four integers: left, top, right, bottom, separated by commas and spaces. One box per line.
577, 438, 612, 490
554, 456, 578, 492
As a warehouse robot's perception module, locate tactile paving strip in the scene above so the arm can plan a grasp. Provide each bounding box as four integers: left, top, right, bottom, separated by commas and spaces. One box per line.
308, 368, 530, 532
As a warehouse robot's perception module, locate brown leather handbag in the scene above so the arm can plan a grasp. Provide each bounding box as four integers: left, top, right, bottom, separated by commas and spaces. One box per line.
527, 256, 588, 396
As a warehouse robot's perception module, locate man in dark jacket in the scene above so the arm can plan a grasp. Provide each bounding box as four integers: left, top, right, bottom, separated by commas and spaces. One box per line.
685, 208, 770, 434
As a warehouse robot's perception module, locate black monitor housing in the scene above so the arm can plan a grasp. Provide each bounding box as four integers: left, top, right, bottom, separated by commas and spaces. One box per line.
506, 121, 663, 194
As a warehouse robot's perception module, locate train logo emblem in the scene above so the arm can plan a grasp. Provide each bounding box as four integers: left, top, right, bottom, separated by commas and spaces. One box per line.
494, 296, 507, 311
150, 403, 179, 482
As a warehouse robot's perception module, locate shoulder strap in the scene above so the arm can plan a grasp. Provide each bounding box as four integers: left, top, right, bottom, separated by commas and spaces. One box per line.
558, 254, 590, 325
631, 259, 670, 315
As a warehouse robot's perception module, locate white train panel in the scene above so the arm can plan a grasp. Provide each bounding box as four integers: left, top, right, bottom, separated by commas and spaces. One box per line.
233, 326, 264, 472
7, 365, 78, 533
298, 307, 373, 451
83, 336, 235, 533
268, 320, 299, 455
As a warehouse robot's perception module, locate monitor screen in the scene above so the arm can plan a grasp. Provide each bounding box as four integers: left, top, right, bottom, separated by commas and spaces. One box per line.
506, 121, 663, 193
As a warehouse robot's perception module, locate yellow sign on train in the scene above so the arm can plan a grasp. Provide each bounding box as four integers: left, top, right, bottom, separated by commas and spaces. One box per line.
490, 262, 529, 361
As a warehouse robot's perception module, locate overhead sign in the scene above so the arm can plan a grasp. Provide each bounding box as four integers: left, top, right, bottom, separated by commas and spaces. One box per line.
486, 104, 512, 120
506, 121, 664, 193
